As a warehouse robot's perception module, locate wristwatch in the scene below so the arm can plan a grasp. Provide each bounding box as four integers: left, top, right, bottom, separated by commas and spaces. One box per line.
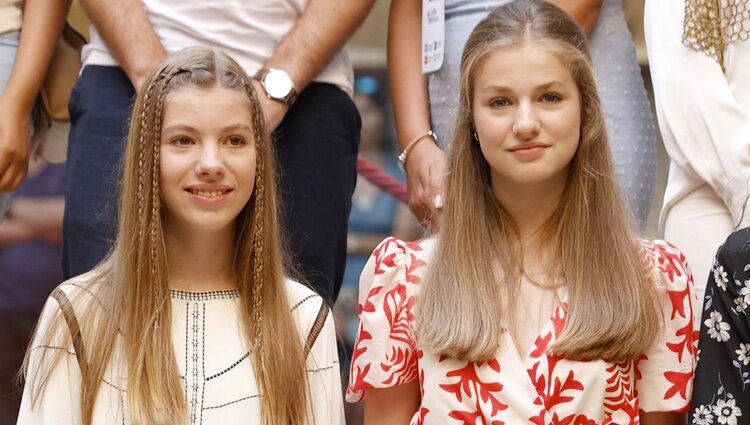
254, 67, 298, 105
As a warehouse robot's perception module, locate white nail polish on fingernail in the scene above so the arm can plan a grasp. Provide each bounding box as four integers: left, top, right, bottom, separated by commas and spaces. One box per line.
433, 194, 443, 209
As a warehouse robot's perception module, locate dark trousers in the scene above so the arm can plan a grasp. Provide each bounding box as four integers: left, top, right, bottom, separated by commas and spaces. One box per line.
63, 66, 359, 304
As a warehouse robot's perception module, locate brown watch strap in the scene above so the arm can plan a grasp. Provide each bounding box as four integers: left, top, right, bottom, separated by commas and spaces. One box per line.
253, 67, 298, 106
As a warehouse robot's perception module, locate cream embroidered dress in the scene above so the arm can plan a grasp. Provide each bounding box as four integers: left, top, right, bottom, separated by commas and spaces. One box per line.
347, 238, 697, 424
17, 274, 344, 425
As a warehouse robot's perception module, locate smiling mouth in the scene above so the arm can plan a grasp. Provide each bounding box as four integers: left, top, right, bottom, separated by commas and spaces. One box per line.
187, 189, 231, 198
509, 143, 549, 152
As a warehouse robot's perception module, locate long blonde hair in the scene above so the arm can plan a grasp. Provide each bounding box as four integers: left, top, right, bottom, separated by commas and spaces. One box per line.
25, 47, 308, 425
416, 0, 661, 362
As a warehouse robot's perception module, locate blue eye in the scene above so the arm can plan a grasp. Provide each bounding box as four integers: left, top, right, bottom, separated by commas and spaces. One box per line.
541, 93, 562, 103
491, 98, 510, 108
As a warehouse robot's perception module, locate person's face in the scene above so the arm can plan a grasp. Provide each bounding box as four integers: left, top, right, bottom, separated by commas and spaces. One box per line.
472, 41, 581, 195
159, 85, 257, 234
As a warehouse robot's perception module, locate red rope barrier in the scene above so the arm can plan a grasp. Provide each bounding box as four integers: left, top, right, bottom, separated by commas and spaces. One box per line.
356, 154, 409, 204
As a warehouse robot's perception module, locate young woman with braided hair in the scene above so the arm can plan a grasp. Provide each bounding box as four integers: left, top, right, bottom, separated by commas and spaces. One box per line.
17, 47, 343, 425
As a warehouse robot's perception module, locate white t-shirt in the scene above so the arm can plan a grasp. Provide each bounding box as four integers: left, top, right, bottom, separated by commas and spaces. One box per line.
82, 0, 353, 95
0, 0, 22, 35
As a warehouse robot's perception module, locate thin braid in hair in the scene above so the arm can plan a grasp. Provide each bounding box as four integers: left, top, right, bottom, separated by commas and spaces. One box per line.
248, 83, 267, 371
150, 84, 167, 327
136, 81, 157, 241
146, 68, 180, 328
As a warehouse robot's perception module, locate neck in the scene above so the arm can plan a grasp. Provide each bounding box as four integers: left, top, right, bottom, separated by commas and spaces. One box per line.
164, 224, 236, 292
492, 177, 566, 242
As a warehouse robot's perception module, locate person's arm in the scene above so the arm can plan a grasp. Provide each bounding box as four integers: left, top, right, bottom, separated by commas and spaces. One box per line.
645, 0, 750, 227
0, 0, 71, 192
387, 0, 446, 231
0, 196, 65, 246
78, 0, 165, 91
548, 0, 604, 35
639, 412, 686, 425
363, 382, 421, 425
254, 0, 377, 131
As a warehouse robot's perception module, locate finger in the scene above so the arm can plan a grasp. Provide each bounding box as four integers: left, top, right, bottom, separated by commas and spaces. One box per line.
11, 167, 27, 190
422, 207, 441, 233
408, 197, 433, 229
0, 171, 18, 192
0, 155, 11, 179
0, 162, 26, 192
412, 193, 439, 232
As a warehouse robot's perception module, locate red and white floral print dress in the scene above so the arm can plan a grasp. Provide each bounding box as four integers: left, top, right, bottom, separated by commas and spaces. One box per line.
346, 237, 697, 424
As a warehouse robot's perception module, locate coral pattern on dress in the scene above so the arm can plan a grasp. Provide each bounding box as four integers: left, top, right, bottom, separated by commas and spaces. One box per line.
346, 237, 696, 424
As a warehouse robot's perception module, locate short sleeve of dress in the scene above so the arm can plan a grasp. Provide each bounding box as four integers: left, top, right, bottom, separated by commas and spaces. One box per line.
689, 229, 750, 423
636, 240, 697, 413
346, 237, 426, 403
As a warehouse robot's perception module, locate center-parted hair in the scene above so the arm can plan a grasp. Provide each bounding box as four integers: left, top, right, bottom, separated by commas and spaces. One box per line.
26, 47, 309, 425
416, 0, 661, 362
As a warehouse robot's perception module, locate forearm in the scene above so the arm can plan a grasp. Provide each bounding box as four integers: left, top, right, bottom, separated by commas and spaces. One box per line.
547, 0, 603, 35
388, 0, 433, 151
79, 0, 165, 90
263, 0, 376, 91
2, 0, 72, 115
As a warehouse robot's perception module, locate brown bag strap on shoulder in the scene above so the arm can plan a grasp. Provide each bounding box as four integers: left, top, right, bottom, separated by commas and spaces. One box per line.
303, 300, 330, 359
51, 288, 89, 377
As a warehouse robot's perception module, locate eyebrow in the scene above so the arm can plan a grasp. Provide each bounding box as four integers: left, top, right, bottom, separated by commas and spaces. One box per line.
478, 80, 569, 95
162, 124, 254, 133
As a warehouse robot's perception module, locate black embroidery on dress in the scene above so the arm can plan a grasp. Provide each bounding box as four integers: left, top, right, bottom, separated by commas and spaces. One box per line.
291, 293, 319, 311
170, 289, 241, 301
206, 352, 250, 381
203, 394, 261, 411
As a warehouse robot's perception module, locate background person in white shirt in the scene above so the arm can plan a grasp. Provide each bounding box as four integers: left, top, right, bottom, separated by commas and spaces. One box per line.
63, 0, 376, 304
645, 0, 750, 304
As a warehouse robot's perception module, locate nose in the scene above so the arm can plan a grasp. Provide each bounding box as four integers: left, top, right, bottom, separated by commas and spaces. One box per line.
194, 144, 225, 178
512, 102, 541, 141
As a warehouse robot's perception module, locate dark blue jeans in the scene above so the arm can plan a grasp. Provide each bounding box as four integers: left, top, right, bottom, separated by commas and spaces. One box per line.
63, 65, 359, 304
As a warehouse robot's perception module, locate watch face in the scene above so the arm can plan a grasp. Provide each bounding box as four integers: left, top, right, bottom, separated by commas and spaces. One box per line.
264, 69, 293, 99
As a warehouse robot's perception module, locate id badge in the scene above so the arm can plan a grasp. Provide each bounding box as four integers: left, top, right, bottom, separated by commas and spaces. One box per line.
421, 0, 445, 74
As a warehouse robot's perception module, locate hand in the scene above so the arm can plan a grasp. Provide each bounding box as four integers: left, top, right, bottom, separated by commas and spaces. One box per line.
0, 96, 31, 192
404, 139, 446, 232
250, 79, 289, 133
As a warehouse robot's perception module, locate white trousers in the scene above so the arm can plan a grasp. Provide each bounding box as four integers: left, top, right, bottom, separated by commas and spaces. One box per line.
663, 183, 736, 310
